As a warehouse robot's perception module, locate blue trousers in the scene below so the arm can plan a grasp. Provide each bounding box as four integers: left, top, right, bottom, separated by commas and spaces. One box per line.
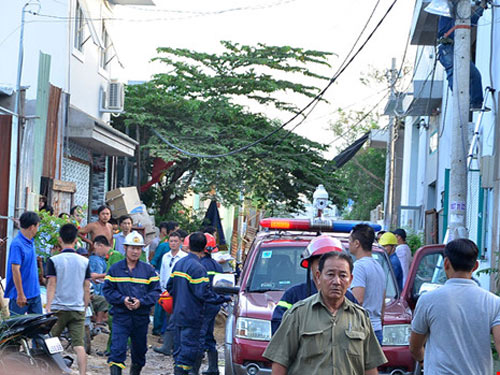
199, 304, 220, 352
173, 325, 202, 370
9, 295, 42, 316
438, 43, 484, 108
153, 301, 166, 334
109, 312, 149, 368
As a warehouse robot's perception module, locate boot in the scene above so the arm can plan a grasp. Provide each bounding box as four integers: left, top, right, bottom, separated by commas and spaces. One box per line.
202, 350, 219, 375
110, 365, 122, 375
188, 354, 203, 375
130, 363, 142, 375
153, 330, 173, 355
174, 366, 189, 375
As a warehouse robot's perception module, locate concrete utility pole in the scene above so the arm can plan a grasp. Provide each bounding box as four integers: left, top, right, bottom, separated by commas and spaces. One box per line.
384, 58, 398, 230
447, 0, 471, 240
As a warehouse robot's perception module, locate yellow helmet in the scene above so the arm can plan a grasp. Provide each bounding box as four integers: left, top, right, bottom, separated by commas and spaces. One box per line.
378, 232, 398, 246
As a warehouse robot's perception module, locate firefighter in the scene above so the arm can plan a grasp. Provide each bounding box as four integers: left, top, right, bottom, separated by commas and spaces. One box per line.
271, 235, 359, 334
103, 231, 161, 375
198, 233, 224, 375
167, 232, 229, 375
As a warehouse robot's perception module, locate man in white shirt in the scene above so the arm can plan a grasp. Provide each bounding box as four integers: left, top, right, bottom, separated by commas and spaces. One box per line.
392, 229, 412, 286
154, 231, 187, 355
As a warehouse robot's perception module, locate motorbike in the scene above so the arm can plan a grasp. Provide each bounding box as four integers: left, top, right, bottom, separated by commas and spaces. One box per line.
0, 313, 73, 374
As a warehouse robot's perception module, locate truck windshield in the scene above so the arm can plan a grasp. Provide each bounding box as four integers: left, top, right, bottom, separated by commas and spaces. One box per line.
247, 246, 307, 292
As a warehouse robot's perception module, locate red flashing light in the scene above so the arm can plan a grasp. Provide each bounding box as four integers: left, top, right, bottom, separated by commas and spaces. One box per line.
260, 218, 311, 231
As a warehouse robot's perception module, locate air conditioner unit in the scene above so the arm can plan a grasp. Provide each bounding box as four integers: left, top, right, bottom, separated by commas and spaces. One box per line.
100, 80, 124, 113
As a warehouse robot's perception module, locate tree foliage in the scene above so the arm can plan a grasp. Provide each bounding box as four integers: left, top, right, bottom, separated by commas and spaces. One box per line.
115, 42, 339, 216
328, 77, 387, 220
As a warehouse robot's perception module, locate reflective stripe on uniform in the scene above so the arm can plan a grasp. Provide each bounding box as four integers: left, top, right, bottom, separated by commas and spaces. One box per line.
207, 271, 222, 276
109, 362, 126, 369
104, 275, 160, 284
171, 271, 209, 284
277, 300, 293, 309
175, 364, 192, 370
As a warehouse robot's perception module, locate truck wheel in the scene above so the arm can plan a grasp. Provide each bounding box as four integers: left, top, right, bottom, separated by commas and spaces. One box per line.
84, 326, 91, 355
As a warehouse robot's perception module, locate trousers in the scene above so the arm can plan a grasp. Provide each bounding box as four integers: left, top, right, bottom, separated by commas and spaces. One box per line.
108, 312, 150, 368
199, 304, 220, 352
438, 43, 484, 108
173, 325, 202, 370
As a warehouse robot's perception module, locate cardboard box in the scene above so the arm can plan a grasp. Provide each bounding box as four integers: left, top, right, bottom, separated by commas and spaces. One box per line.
106, 187, 143, 218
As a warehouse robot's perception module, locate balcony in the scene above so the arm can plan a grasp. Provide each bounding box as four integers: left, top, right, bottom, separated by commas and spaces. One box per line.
68, 105, 137, 157
410, 0, 439, 45
401, 79, 443, 116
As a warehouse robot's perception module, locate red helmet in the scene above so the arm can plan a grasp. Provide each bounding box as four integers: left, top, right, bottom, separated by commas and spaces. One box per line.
183, 235, 190, 250
158, 291, 173, 314
204, 233, 218, 253
301, 235, 344, 268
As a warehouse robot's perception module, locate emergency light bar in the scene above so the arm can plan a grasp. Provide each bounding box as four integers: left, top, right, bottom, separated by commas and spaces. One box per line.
260, 218, 382, 233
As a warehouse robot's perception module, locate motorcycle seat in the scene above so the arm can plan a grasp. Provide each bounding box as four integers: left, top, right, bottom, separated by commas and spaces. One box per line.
1, 314, 49, 329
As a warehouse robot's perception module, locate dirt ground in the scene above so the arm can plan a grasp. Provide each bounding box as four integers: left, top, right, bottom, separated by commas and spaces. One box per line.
63, 314, 226, 375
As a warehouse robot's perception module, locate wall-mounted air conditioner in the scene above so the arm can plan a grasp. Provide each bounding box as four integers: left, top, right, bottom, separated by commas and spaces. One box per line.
100, 80, 124, 113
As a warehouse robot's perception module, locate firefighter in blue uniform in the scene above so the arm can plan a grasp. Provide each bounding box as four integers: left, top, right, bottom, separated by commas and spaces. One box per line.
103, 231, 161, 375
198, 233, 224, 375
271, 235, 359, 334
167, 232, 229, 375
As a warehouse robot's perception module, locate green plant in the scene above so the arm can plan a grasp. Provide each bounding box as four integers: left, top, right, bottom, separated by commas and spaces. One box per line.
34, 210, 83, 258
406, 231, 424, 255
155, 202, 205, 234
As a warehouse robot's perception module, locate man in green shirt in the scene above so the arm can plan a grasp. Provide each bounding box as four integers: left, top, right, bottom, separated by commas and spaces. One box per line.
263, 251, 387, 375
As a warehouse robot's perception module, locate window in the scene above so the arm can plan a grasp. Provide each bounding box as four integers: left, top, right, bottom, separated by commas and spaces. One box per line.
247, 246, 307, 292
74, 1, 86, 52
100, 26, 112, 70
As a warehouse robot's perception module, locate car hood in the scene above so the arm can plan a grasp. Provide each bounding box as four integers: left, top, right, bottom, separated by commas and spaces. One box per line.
383, 297, 412, 325
238, 290, 284, 320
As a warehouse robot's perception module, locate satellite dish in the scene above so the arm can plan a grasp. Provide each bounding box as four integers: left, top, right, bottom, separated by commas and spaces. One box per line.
424, 0, 453, 17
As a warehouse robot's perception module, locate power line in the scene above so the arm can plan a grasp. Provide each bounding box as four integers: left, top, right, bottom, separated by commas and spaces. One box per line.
30, 0, 400, 159
152, 0, 400, 159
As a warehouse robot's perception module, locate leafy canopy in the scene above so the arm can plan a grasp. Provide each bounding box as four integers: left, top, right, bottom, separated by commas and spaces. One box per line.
116, 41, 340, 216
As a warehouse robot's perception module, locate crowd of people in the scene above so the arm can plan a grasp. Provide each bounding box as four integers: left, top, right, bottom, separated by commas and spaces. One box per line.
2, 207, 228, 375
3, 205, 500, 375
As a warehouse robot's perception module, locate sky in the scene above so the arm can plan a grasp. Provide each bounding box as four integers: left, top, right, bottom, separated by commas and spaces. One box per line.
110, 0, 417, 157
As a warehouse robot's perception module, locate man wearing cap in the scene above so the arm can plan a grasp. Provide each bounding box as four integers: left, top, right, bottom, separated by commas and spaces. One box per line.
103, 231, 161, 375
392, 228, 412, 285
271, 235, 358, 334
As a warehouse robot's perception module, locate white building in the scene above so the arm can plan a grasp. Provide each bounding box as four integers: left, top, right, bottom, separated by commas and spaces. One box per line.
386, 0, 500, 290
0, 0, 153, 274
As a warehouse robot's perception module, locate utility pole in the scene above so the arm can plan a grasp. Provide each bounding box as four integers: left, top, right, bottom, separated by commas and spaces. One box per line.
447, 0, 471, 240
384, 58, 398, 230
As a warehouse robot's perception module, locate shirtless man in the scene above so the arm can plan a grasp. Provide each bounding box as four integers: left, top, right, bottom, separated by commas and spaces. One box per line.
79, 205, 113, 248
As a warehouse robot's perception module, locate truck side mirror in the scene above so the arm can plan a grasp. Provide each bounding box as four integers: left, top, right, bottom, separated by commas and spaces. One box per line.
213, 273, 240, 295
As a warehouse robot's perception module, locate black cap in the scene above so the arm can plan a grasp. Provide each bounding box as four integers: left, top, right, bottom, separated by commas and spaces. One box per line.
392, 228, 407, 240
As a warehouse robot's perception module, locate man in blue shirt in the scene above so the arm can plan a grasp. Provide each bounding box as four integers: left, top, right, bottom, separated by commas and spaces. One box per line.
379, 232, 403, 291
5, 211, 42, 315
89, 235, 111, 326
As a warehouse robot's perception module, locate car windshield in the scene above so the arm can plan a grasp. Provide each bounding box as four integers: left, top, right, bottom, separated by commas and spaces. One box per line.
247, 246, 307, 292
246, 245, 398, 300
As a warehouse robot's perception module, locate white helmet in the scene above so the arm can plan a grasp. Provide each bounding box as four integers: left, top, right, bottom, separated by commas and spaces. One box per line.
123, 231, 145, 247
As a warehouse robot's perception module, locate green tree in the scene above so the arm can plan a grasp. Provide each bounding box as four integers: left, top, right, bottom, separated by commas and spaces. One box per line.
328, 93, 387, 220
115, 42, 340, 216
